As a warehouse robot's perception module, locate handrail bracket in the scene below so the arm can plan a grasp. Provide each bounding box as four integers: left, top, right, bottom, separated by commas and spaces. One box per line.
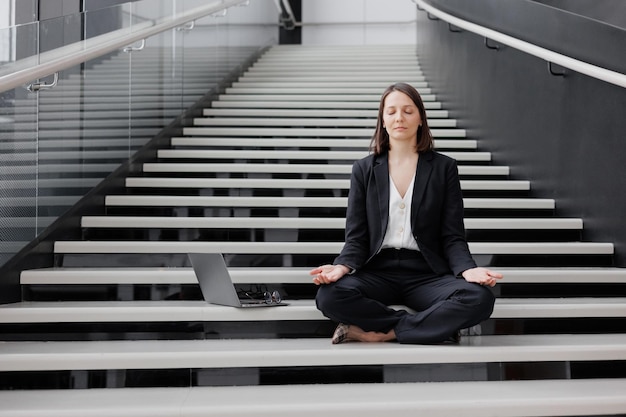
26, 72, 59, 92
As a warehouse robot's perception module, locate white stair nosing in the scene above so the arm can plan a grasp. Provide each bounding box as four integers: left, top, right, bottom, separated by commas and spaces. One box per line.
182, 127, 463, 137
251, 60, 421, 65
80, 216, 582, 230
201, 108, 449, 118
211, 101, 442, 109
21, 266, 626, 285
104, 196, 553, 209
1, 298, 625, 323
1, 379, 626, 417
192, 117, 455, 127
224, 87, 433, 95
231, 81, 430, 88
217, 94, 436, 102
142, 163, 509, 176
171, 137, 474, 148
2, 334, 626, 372
238, 76, 427, 82
124, 177, 529, 191
251, 61, 422, 66
52, 241, 614, 255
156, 149, 491, 161
240, 72, 425, 78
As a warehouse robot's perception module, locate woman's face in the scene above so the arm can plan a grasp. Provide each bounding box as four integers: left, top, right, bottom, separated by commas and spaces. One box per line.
382, 91, 422, 145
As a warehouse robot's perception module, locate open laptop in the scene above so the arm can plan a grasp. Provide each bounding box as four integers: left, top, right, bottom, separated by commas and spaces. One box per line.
188, 253, 288, 308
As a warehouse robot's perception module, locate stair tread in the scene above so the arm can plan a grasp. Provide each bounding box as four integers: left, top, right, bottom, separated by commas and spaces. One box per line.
157, 149, 491, 161
228, 81, 430, 88
52, 240, 614, 255
142, 162, 510, 176
203, 107, 448, 117
21, 266, 626, 285
2, 298, 626, 323
211, 100, 440, 109
171, 137, 474, 147
216, 94, 435, 102
80, 216, 582, 229
2, 334, 626, 371
182, 127, 461, 136
104, 195, 554, 209
223, 87, 434, 95
124, 177, 529, 190
0, 379, 625, 417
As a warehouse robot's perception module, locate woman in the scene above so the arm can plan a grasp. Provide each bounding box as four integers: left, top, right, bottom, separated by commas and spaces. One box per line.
310, 83, 502, 344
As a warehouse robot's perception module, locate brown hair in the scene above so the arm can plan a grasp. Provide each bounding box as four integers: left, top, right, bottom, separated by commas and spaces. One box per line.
369, 82, 434, 155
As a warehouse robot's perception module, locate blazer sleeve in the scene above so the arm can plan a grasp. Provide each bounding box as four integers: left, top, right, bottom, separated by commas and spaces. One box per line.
333, 159, 371, 271
439, 158, 477, 276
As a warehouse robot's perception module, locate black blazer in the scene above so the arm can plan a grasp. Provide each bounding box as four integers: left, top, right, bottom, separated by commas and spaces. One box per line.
334, 150, 477, 276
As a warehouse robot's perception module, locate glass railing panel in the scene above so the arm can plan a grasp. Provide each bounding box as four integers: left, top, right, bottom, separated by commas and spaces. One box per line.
128, 31, 184, 145
0, 0, 279, 271
0, 22, 40, 268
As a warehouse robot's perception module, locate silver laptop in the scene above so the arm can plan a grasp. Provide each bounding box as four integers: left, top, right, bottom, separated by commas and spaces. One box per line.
188, 253, 288, 308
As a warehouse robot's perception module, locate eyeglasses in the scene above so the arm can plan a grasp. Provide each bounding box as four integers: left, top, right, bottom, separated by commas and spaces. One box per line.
237, 286, 282, 305
263, 290, 282, 305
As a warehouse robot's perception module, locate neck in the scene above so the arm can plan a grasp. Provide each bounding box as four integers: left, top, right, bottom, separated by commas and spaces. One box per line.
388, 139, 418, 158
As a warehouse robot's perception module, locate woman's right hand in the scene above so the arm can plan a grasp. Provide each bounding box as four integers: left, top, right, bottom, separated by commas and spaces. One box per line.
309, 264, 350, 285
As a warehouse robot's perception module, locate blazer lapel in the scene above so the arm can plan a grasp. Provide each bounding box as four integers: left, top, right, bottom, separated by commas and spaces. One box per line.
411, 151, 433, 221
373, 153, 390, 238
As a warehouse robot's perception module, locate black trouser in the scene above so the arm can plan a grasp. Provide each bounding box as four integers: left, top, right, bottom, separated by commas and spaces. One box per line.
316, 248, 495, 344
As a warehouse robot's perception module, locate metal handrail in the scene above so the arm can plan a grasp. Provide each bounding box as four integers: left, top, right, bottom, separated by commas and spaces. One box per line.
273, 0, 297, 30
413, 0, 626, 88
0, 0, 248, 94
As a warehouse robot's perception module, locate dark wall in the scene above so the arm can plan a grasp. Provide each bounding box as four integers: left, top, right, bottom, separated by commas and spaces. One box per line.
416, 0, 626, 266
279, 0, 301, 44
532, 0, 626, 29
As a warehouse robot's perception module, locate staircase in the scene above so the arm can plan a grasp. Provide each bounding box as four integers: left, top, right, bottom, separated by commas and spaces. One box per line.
1, 44, 626, 416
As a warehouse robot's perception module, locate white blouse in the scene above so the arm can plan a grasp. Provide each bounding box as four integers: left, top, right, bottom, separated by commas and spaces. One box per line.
380, 173, 420, 251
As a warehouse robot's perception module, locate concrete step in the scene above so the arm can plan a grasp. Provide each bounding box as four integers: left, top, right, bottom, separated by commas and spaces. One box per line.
182, 126, 460, 137
156, 149, 490, 161
1, 379, 625, 417
224, 87, 433, 95
1, 298, 625, 323
52, 241, 614, 255
142, 162, 510, 176
21, 267, 626, 285
171, 137, 474, 149
216, 93, 435, 102
104, 196, 553, 210
231, 81, 430, 88
211, 100, 441, 109
80, 216, 582, 230
124, 177, 530, 191
192, 116, 454, 127
2, 334, 625, 371
240, 71, 425, 78
237, 75, 427, 82
202, 107, 447, 118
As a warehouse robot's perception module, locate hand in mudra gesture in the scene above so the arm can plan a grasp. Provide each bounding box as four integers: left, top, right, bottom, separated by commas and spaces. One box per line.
310, 264, 350, 285
462, 267, 503, 287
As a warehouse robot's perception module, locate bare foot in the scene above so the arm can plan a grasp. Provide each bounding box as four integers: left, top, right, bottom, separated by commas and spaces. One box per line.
332, 323, 396, 344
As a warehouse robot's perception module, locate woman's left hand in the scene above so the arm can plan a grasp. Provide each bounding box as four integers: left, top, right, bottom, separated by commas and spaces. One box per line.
461, 267, 503, 287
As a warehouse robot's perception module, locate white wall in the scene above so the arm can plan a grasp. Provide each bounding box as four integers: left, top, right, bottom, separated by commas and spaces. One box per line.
0, 0, 16, 62
301, 0, 416, 45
